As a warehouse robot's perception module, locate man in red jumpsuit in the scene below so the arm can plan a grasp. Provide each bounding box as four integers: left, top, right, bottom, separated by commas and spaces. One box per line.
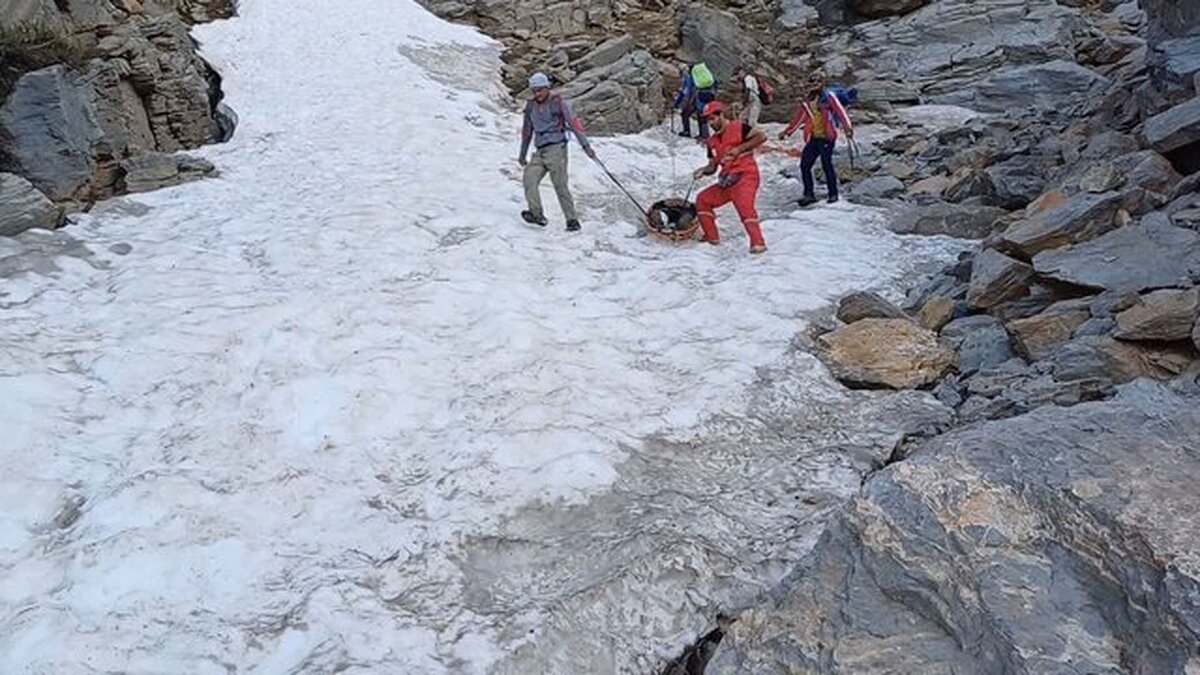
692, 101, 769, 254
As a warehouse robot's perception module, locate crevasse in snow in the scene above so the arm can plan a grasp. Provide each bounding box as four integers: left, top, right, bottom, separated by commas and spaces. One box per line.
0, 0, 962, 672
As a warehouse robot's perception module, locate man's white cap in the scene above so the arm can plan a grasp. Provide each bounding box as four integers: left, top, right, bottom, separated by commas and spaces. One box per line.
529, 72, 551, 89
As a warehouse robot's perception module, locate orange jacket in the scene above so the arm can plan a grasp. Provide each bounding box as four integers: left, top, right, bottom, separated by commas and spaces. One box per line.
782, 94, 853, 144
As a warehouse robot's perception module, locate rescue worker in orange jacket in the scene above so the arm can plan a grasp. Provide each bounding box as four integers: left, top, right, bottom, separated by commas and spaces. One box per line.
692, 101, 769, 254
779, 84, 854, 206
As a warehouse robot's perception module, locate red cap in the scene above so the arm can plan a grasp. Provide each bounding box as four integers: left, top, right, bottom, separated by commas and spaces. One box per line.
702, 101, 725, 118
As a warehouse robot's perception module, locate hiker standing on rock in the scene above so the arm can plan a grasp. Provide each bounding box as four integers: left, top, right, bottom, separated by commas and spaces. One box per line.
736, 67, 763, 126
519, 72, 595, 232
692, 101, 768, 254
673, 63, 718, 139
779, 84, 854, 206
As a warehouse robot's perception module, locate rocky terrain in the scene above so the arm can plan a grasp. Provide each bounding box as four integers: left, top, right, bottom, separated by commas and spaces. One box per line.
0, 0, 234, 232
415, 0, 1200, 672
4, 0, 1200, 671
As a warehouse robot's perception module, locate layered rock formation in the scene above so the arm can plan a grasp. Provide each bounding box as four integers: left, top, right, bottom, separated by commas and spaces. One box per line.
0, 0, 230, 234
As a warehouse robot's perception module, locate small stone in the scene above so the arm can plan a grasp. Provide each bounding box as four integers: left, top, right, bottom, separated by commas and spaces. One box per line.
918, 297, 956, 331
108, 242, 133, 255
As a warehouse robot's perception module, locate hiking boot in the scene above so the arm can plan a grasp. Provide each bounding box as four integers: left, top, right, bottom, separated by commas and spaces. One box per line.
566, 219, 581, 232
827, 195, 840, 204
522, 210, 547, 226
700, 236, 720, 246
750, 244, 768, 255
677, 130, 692, 138
797, 195, 818, 207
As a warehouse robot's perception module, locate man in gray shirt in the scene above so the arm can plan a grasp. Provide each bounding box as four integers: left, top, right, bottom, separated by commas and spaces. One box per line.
519, 72, 595, 232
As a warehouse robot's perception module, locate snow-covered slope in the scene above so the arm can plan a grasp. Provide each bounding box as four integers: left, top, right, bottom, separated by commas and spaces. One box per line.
0, 1, 960, 672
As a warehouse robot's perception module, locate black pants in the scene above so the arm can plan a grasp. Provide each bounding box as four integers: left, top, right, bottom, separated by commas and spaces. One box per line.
680, 90, 716, 138
800, 138, 838, 199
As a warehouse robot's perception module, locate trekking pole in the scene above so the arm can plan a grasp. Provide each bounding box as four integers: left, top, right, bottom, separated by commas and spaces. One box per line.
593, 156, 649, 216
683, 175, 698, 202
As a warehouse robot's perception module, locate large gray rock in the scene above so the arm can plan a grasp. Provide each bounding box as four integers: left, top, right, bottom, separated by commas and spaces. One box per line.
0, 0, 63, 28
891, 200, 1006, 239
1033, 218, 1200, 291
1145, 96, 1200, 155
830, 0, 1082, 106
999, 191, 1123, 257
972, 60, 1112, 114
120, 152, 215, 194
836, 291, 907, 324
559, 49, 664, 135
1114, 288, 1200, 341
0, 66, 104, 202
967, 248, 1033, 310
1050, 335, 1195, 383
710, 382, 1200, 675
678, 5, 744, 83
0, 173, 63, 236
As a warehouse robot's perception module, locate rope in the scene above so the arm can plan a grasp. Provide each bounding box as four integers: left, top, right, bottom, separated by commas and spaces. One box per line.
593, 156, 649, 216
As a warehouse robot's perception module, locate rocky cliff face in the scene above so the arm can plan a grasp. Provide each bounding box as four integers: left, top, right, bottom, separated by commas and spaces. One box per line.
0, 0, 232, 231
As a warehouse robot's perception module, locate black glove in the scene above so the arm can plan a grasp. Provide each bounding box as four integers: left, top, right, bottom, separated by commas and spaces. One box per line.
717, 173, 742, 189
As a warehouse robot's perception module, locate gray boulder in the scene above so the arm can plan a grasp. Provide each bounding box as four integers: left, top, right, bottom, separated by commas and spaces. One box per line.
0, 66, 104, 202
972, 60, 1112, 114
967, 248, 1034, 310
891, 200, 1006, 239
0, 173, 64, 236
1145, 96, 1200, 155
678, 5, 744, 83
709, 382, 1200, 675
1114, 288, 1200, 341
999, 191, 1123, 257
851, 175, 906, 199
1033, 218, 1200, 291
1050, 335, 1195, 383
120, 152, 215, 194
836, 291, 908, 324
559, 49, 664, 135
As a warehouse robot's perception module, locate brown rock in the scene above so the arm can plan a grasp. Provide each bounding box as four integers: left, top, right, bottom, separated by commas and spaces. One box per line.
918, 297, 956, 331
1008, 305, 1091, 361
967, 248, 1034, 310
1114, 288, 1200, 341
817, 318, 957, 390
1027, 190, 1068, 215
1000, 191, 1124, 257
908, 174, 950, 197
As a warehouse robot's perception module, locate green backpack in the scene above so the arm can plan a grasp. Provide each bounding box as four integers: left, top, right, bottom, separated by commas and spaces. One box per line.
691, 62, 716, 90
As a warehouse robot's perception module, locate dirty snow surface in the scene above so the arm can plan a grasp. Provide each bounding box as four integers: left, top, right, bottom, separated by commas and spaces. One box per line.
0, 1, 962, 673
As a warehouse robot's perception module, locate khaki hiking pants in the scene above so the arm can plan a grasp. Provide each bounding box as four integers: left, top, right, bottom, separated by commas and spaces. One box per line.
524, 142, 578, 222
742, 98, 762, 127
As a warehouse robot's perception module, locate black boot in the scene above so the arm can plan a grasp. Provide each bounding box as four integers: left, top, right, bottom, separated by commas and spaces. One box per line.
566, 219, 581, 232
521, 210, 547, 226
797, 195, 818, 207
827, 194, 840, 204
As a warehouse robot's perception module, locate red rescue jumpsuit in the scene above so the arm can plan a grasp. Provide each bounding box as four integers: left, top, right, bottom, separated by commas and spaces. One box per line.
696, 120, 765, 249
